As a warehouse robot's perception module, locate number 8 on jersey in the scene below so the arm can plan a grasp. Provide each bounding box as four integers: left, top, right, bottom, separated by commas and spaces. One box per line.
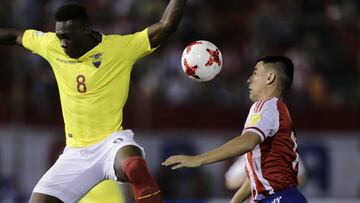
76, 74, 87, 93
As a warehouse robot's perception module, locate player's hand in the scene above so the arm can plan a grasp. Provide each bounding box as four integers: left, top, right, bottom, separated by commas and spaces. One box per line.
162, 155, 202, 169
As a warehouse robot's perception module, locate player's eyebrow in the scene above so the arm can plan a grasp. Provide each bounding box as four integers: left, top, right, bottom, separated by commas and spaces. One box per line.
56, 32, 71, 39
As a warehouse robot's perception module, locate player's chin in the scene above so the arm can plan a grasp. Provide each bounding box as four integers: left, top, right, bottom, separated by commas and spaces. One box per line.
64, 50, 78, 58
249, 92, 256, 102
66, 53, 77, 58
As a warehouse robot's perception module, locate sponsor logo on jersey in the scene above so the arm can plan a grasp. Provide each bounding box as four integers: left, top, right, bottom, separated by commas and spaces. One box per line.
56, 58, 82, 64
113, 138, 123, 144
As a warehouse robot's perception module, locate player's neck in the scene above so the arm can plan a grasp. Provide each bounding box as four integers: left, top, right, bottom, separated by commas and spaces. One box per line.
77, 32, 102, 58
259, 88, 282, 101
85, 32, 101, 49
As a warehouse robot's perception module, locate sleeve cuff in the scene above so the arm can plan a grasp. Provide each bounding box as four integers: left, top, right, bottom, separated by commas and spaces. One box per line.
243, 127, 266, 141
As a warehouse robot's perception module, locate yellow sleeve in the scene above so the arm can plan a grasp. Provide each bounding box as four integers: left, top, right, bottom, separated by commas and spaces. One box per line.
22, 29, 55, 59
115, 28, 157, 62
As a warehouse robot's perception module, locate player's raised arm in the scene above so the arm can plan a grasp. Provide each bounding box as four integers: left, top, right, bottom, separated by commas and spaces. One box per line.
147, 0, 187, 48
0, 28, 24, 46
162, 131, 261, 169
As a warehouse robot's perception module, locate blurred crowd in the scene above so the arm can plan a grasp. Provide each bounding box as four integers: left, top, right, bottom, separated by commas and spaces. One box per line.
0, 0, 360, 126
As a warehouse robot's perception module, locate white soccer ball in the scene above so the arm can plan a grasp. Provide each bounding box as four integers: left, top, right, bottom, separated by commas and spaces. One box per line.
181, 40, 223, 82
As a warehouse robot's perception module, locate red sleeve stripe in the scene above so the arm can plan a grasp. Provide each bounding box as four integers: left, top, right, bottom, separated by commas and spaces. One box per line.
258, 100, 267, 112
244, 127, 266, 140
254, 101, 263, 113
255, 98, 272, 113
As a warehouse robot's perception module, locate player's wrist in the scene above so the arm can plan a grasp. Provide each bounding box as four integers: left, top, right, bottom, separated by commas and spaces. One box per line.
195, 154, 206, 166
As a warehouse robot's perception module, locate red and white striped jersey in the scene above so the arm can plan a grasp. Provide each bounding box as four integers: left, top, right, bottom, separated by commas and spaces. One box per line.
242, 97, 299, 201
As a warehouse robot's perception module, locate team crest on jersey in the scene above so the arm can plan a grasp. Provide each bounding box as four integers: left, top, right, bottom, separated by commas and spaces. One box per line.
89, 52, 104, 68
248, 113, 262, 126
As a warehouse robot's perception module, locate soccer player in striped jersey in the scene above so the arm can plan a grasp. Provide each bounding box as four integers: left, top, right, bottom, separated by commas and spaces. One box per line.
0, 1, 187, 203
163, 56, 308, 203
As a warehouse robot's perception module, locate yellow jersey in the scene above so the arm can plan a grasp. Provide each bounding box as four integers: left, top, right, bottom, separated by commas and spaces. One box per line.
79, 180, 124, 203
22, 29, 155, 147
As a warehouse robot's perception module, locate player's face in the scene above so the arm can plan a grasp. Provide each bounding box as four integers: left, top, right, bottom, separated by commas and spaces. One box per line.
247, 61, 269, 102
55, 20, 88, 58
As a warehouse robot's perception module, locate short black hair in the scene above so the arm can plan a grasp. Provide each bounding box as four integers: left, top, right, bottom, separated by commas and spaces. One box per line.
55, 4, 89, 22
257, 55, 294, 92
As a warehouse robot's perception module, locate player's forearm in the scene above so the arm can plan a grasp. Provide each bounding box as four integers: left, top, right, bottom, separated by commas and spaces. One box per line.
148, 0, 187, 48
0, 28, 22, 45
230, 178, 251, 203
197, 135, 255, 166
160, 0, 187, 33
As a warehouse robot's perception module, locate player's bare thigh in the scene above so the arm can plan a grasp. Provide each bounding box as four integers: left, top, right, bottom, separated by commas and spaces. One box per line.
29, 192, 63, 203
113, 145, 144, 181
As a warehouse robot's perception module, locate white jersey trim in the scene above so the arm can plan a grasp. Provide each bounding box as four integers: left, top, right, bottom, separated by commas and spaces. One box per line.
252, 145, 275, 199
245, 155, 259, 199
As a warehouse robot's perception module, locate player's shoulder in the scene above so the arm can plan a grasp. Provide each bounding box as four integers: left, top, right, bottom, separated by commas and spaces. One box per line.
101, 33, 132, 47
22, 29, 58, 50
106, 28, 149, 41
25, 29, 56, 38
251, 97, 278, 113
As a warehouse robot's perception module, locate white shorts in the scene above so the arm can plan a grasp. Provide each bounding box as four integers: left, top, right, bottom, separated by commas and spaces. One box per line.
33, 129, 144, 203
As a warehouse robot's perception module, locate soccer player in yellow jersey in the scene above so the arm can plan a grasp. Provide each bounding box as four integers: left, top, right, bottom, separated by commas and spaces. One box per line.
0, 1, 187, 202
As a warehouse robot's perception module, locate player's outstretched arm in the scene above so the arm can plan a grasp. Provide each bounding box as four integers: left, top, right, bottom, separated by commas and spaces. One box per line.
0, 29, 24, 46
162, 132, 261, 169
147, 0, 187, 48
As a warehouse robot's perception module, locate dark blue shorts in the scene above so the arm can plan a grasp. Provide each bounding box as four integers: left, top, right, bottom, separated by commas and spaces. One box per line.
259, 187, 308, 203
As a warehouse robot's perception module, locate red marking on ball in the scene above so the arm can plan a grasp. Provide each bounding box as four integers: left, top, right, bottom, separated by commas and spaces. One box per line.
183, 58, 200, 79
186, 41, 202, 54
205, 48, 221, 67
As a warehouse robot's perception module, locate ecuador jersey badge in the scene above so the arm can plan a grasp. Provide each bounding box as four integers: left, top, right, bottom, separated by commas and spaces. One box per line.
89, 52, 104, 68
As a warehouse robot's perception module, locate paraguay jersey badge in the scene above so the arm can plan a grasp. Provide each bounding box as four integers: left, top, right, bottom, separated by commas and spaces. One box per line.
89, 52, 104, 68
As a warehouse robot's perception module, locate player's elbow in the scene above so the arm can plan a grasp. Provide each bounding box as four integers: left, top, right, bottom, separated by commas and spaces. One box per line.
0, 28, 23, 46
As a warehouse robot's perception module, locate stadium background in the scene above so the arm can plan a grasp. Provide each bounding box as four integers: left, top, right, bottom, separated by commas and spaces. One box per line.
0, 0, 360, 202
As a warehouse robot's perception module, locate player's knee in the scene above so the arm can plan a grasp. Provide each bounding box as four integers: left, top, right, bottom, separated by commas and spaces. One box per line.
123, 156, 157, 186
114, 146, 144, 181
123, 156, 161, 201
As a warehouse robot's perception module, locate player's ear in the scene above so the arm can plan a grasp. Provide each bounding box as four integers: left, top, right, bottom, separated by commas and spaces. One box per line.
266, 72, 276, 85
